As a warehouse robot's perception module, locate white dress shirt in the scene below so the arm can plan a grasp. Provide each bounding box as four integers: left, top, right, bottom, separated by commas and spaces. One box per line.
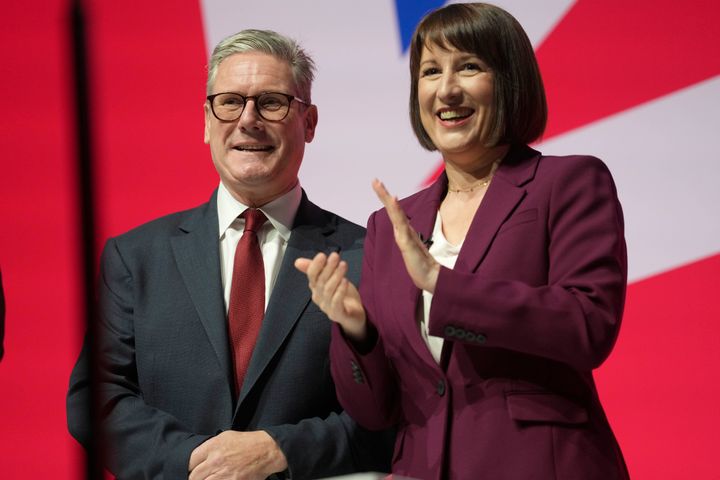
217, 181, 302, 313
418, 211, 461, 364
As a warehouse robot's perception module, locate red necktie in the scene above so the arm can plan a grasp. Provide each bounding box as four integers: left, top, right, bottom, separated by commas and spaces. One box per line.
228, 208, 267, 396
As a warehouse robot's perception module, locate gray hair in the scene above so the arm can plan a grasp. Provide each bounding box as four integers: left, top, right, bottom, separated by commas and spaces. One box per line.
207, 29, 316, 102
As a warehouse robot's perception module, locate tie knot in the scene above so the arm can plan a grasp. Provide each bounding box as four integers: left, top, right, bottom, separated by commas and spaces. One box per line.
242, 209, 267, 233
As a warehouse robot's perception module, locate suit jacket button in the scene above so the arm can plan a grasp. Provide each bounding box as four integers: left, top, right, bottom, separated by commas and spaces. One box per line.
476, 333, 487, 344
436, 379, 446, 396
444, 326, 456, 337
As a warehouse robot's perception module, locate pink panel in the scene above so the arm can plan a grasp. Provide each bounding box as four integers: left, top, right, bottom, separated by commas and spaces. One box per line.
0, 0, 82, 477
86, 0, 214, 241
596, 254, 720, 478
2, 1, 718, 478
0, 0, 207, 477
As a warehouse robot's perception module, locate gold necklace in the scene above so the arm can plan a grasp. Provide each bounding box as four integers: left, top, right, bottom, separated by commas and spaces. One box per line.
447, 159, 500, 193
447, 177, 492, 193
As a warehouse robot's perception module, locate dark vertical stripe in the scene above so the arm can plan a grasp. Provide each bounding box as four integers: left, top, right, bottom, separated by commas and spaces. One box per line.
70, 1, 103, 478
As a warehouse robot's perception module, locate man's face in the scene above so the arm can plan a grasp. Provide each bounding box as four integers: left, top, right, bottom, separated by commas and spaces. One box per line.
204, 52, 317, 205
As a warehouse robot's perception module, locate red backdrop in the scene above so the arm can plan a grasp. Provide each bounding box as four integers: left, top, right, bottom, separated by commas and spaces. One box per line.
1, 1, 718, 478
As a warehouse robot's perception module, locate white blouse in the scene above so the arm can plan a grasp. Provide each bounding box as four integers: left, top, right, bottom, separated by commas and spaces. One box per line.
417, 211, 462, 364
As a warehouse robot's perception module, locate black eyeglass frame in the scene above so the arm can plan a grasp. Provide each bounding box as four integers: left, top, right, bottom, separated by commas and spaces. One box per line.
206, 91, 310, 122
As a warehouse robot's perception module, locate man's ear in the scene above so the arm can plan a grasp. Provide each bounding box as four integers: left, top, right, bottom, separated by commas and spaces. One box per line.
203, 102, 211, 144
304, 104, 318, 143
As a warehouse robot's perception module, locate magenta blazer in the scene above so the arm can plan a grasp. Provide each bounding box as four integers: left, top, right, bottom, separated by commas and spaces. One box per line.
330, 145, 630, 479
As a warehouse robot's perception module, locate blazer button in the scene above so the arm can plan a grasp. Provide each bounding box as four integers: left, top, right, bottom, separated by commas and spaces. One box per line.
353, 371, 364, 384
436, 379, 446, 396
444, 325, 456, 337
475, 333, 487, 344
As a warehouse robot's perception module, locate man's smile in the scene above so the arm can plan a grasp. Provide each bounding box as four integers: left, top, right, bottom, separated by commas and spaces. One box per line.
232, 143, 275, 152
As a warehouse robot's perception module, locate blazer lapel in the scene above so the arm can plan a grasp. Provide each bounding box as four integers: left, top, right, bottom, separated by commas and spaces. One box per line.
455, 145, 540, 273
387, 146, 539, 368
170, 191, 234, 393
236, 193, 338, 407
390, 179, 446, 370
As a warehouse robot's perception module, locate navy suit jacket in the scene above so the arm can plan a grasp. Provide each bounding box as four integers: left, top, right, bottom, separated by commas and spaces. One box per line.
67, 190, 391, 479
331, 146, 629, 479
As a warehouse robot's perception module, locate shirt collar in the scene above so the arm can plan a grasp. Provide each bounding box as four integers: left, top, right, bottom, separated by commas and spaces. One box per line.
217, 181, 301, 241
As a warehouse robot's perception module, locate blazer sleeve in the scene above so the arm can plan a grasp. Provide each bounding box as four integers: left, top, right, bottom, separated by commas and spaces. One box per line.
329, 211, 402, 432
428, 156, 627, 370
67, 238, 210, 479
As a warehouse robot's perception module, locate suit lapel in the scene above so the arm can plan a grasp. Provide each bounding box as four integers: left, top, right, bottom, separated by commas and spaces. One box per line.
236, 193, 338, 408
390, 179, 446, 370
398, 174, 446, 297
387, 146, 540, 369
455, 145, 540, 273
170, 191, 234, 393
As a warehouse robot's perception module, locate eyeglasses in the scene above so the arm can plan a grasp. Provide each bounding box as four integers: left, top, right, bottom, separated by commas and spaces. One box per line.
206, 91, 310, 122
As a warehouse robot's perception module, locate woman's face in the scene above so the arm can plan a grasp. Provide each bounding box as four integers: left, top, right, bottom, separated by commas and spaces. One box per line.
417, 42, 495, 165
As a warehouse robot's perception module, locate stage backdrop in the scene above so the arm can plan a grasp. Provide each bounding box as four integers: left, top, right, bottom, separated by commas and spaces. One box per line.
1, 0, 718, 478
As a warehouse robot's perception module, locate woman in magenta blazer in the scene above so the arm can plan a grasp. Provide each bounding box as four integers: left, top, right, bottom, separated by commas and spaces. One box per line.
297, 3, 629, 479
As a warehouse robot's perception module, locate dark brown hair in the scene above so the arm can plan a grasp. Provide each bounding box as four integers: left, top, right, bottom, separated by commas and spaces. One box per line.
409, 3, 547, 150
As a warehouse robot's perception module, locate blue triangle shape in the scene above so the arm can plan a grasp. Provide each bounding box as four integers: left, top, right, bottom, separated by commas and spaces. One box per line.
395, 0, 447, 53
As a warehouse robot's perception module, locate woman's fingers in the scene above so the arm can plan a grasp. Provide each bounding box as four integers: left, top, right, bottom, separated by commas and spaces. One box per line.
322, 260, 348, 317
303, 252, 327, 289
372, 178, 440, 293
317, 252, 340, 288
372, 179, 407, 230
373, 179, 424, 249
295, 252, 344, 311
295, 252, 367, 338
294, 257, 311, 273
322, 258, 347, 302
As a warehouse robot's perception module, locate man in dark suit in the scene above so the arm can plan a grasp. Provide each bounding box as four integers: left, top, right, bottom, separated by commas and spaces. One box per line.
67, 29, 390, 480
